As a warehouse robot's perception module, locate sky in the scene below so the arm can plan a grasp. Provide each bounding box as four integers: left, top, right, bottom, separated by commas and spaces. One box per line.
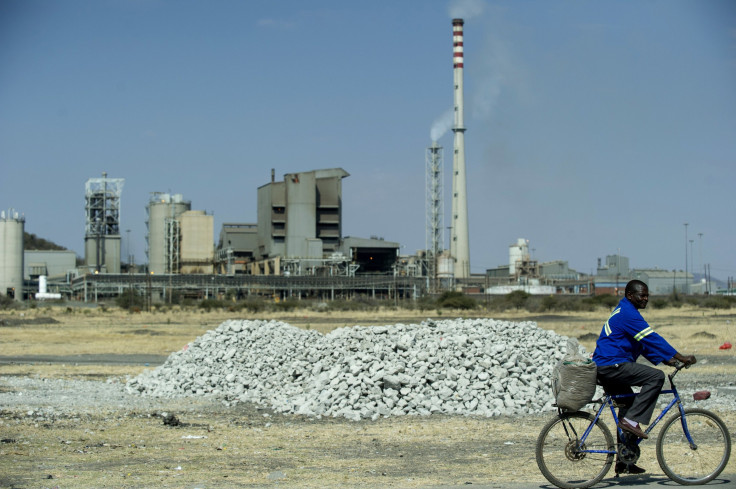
1, 0, 735, 281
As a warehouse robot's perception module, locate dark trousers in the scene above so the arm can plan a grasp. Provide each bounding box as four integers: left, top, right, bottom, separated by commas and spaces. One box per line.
597, 362, 665, 425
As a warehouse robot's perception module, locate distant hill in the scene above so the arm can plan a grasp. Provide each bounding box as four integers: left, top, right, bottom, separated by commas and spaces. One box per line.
24, 232, 67, 251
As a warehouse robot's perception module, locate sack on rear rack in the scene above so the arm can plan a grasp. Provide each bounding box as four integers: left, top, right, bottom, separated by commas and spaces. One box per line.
552, 338, 597, 411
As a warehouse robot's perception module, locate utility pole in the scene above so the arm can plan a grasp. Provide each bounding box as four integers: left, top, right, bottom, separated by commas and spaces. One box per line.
698, 232, 704, 289
683, 222, 689, 294
689, 239, 694, 283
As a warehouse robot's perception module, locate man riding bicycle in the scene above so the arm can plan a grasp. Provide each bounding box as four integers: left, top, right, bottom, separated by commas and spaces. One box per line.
592, 279, 696, 475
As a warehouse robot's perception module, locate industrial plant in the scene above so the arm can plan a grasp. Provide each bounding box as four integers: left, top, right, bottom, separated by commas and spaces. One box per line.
0, 19, 725, 304
83, 173, 124, 274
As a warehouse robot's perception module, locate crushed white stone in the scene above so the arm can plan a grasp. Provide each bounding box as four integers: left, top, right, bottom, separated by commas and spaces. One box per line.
126, 318, 575, 420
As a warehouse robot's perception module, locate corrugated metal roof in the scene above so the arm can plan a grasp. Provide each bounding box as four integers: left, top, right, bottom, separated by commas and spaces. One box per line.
636, 269, 692, 279
341, 236, 399, 249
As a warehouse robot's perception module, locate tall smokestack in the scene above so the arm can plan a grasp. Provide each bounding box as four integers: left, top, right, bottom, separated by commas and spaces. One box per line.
450, 18, 470, 279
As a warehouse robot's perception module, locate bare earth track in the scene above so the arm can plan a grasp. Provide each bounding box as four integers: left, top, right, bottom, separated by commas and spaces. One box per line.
1, 306, 734, 488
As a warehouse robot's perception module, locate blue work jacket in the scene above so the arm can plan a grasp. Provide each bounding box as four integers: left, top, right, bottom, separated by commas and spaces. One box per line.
592, 297, 676, 367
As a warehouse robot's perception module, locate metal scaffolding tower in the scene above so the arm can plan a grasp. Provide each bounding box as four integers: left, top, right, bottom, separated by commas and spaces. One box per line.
426, 141, 444, 291
85, 172, 124, 272
165, 217, 180, 274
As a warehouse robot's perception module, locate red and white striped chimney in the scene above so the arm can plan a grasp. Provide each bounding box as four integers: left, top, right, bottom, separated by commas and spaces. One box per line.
450, 18, 470, 279
453, 18, 464, 68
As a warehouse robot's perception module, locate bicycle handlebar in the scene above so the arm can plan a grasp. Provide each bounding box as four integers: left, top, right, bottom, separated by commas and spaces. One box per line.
668, 361, 691, 383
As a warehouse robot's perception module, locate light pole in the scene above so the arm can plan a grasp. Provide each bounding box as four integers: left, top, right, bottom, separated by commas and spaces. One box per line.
698, 233, 704, 280
126, 229, 131, 267
616, 247, 621, 295
689, 239, 694, 282
683, 222, 689, 293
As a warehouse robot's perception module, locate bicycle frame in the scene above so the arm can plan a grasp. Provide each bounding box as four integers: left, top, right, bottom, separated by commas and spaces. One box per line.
571, 366, 697, 456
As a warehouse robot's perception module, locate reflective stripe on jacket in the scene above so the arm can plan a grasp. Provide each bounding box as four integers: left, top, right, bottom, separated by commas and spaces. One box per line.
592, 297, 676, 366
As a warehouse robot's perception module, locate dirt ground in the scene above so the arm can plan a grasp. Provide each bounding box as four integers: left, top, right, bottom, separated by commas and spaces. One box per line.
1, 305, 735, 488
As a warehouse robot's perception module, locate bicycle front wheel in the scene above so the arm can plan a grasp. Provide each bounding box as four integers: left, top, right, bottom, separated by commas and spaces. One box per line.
656, 407, 731, 485
536, 411, 615, 489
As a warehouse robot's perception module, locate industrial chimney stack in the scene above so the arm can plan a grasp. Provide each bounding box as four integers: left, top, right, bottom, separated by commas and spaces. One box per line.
450, 18, 470, 279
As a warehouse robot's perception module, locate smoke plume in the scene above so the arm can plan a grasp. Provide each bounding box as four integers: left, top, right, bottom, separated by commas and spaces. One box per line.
430, 108, 454, 141
448, 0, 485, 20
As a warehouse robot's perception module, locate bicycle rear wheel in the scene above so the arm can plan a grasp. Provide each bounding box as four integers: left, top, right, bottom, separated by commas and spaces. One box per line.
656, 407, 731, 485
536, 411, 615, 489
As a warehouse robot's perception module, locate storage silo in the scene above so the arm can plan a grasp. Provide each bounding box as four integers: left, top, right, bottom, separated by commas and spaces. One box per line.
146, 193, 191, 274
437, 250, 454, 288
179, 210, 214, 274
509, 238, 529, 276
0, 209, 25, 301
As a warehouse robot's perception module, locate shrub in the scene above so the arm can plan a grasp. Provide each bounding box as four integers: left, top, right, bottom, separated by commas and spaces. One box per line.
198, 299, 228, 311
235, 299, 262, 313
325, 298, 382, 312
684, 296, 700, 306
504, 290, 530, 310
413, 295, 437, 312
436, 291, 477, 310
0, 295, 20, 310
272, 299, 301, 312
116, 289, 144, 310
583, 294, 619, 309
540, 295, 564, 312
164, 291, 183, 305
667, 291, 683, 308
702, 296, 736, 309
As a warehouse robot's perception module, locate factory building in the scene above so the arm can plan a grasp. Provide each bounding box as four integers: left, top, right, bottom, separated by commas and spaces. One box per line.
146, 193, 191, 274
257, 168, 347, 261
251, 168, 399, 275
633, 269, 691, 295
593, 254, 631, 295
24, 250, 77, 280
179, 210, 214, 274
214, 168, 400, 277
538, 260, 583, 281
84, 173, 124, 274
146, 194, 214, 275
486, 238, 539, 282
0, 209, 25, 301
484, 238, 589, 294
596, 254, 630, 278
339, 236, 399, 274
215, 223, 257, 275
593, 254, 693, 295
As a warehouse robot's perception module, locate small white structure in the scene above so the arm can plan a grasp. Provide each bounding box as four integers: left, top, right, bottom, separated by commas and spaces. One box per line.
509, 238, 530, 276
486, 284, 556, 295
36, 275, 61, 300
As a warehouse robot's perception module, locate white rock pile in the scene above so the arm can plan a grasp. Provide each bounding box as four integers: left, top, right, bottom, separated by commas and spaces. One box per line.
126, 318, 574, 420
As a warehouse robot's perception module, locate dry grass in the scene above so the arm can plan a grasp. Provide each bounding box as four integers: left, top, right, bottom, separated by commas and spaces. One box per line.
0, 305, 735, 488
2, 405, 735, 488
0, 408, 548, 488
2, 304, 734, 358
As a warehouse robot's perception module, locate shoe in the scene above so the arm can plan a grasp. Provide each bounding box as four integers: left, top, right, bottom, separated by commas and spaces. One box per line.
615, 461, 646, 475
618, 420, 648, 439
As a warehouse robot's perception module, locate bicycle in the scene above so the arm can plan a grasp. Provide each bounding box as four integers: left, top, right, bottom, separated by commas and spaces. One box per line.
536, 363, 731, 488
